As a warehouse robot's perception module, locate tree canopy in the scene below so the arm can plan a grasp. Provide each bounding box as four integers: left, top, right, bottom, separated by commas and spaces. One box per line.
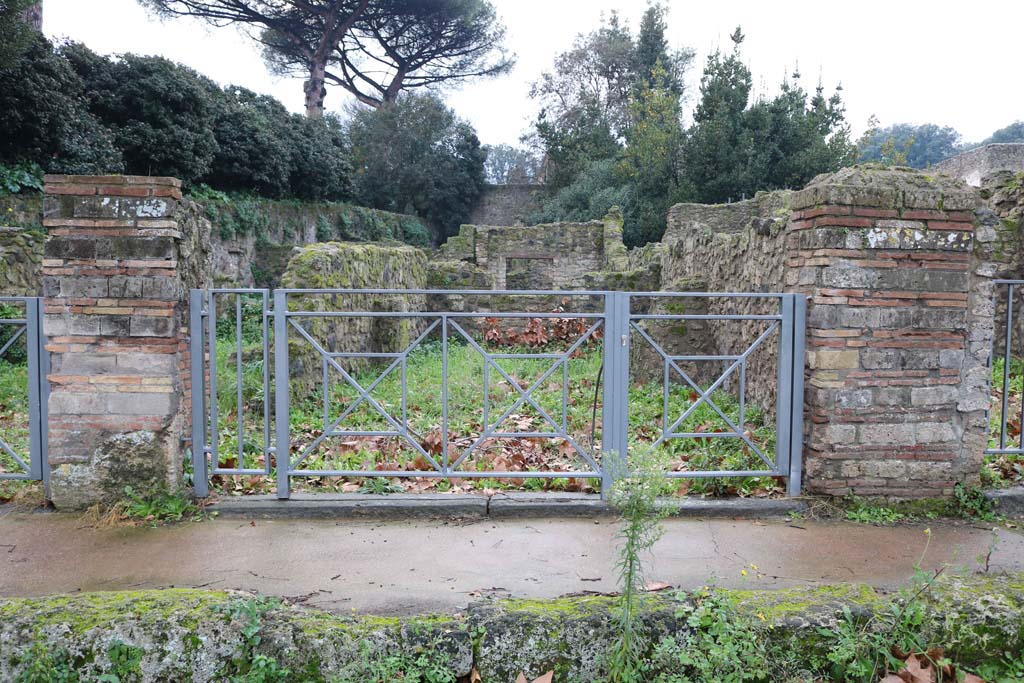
347, 93, 486, 242
856, 121, 962, 168
140, 0, 511, 115
530, 17, 854, 245
0, 0, 42, 69
0, 35, 353, 198
982, 121, 1024, 145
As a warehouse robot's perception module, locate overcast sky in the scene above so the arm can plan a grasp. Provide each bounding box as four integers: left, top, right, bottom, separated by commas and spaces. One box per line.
44, 0, 1023, 147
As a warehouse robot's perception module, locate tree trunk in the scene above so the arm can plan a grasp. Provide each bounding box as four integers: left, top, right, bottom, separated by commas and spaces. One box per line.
304, 60, 327, 118
21, 1, 43, 31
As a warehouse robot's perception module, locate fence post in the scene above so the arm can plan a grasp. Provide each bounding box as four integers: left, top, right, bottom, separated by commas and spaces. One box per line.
788, 294, 807, 497
601, 291, 630, 496
189, 290, 208, 498
775, 295, 795, 492
273, 289, 290, 499
25, 298, 43, 482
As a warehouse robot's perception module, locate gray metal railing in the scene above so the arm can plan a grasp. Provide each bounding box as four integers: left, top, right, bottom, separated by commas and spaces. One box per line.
0, 297, 48, 486
190, 289, 806, 499
988, 280, 1024, 455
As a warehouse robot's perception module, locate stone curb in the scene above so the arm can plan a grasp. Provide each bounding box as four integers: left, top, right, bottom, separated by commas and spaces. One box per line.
984, 486, 1024, 517
210, 492, 808, 520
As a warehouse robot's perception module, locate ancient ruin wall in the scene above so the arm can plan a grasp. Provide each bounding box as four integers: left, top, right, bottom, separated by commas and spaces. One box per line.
0, 228, 44, 296
659, 192, 794, 414
279, 242, 429, 398
467, 184, 543, 227
42, 175, 211, 509
932, 143, 1024, 187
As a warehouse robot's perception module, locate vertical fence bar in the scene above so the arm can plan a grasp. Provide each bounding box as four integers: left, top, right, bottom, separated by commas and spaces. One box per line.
274, 289, 290, 499
787, 294, 807, 497
1001, 285, 1014, 450
601, 292, 630, 495
262, 291, 271, 473
235, 294, 245, 468
190, 290, 208, 497
441, 316, 449, 474
207, 292, 219, 472
775, 295, 795, 483
25, 298, 43, 481
37, 298, 50, 494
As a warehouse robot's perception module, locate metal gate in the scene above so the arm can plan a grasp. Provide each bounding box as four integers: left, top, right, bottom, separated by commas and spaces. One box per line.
0, 297, 48, 486
988, 279, 1024, 456
190, 289, 805, 499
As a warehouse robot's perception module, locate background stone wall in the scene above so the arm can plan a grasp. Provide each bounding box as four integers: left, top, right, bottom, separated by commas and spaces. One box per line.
659, 192, 793, 413
206, 197, 430, 288
0, 228, 44, 296
932, 144, 1024, 187
441, 210, 629, 291
467, 184, 543, 227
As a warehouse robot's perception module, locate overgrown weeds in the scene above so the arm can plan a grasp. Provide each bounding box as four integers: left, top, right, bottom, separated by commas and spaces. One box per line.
605, 452, 673, 683
82, 486, 212, 528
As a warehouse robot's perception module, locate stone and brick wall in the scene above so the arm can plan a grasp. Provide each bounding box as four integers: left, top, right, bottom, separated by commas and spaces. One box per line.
42, 175, 210, 509
788, 167, 988, 497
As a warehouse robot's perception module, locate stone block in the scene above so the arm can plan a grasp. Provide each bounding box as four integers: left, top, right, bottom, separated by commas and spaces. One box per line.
910, 386, 958, 406
857, 423, 916, 446
812, 350, 860, 370
129, 315, 173, 337
861, 349, 899, 369
916, 422, 956, 444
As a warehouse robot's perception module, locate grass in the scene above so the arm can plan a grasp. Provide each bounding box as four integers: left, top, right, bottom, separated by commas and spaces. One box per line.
206, 304, 782, 499
985, 355, 1024, 488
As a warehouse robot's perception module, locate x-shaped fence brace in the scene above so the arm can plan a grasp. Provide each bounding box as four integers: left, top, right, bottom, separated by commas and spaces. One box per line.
286, 315, 603, 476
630, 320, 779, 470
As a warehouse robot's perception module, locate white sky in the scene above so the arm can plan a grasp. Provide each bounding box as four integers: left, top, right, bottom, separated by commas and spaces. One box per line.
43, 0, 1024, 147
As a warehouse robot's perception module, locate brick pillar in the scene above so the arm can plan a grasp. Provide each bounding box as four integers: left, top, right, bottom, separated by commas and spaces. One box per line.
786, 167, 987, 498
42, 175, 190, 509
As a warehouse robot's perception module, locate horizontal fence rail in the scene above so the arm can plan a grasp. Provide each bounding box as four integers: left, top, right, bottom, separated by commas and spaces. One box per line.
190, 289, 806, 499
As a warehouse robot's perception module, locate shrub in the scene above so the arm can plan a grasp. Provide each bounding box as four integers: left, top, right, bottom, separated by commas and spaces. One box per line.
63, 44, 220, 184
0, 34, 123, 174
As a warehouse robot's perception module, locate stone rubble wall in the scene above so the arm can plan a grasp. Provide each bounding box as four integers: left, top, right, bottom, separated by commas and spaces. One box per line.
2, 576, 1022, 683
659, 192, 793, 414
980, 171, 1024, 357
467, 183, 543, 227
279, 242, 429, 399
0, 228, 44, 296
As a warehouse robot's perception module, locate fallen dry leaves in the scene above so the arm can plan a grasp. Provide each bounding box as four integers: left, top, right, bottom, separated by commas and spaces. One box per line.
515, 672, 553, 683
880, 649, 987, 683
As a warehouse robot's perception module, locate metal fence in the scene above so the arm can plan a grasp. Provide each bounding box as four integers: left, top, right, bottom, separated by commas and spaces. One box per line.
988, 280, 1024, 455
190, 289, 806, 499
0, 297, 48, 485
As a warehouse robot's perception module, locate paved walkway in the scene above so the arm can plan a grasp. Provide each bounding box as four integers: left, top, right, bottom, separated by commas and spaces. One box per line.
1, 508, 1022, 615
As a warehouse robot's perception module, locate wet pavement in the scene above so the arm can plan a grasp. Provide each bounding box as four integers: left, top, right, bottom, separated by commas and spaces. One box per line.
1, 507, 1021, 615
